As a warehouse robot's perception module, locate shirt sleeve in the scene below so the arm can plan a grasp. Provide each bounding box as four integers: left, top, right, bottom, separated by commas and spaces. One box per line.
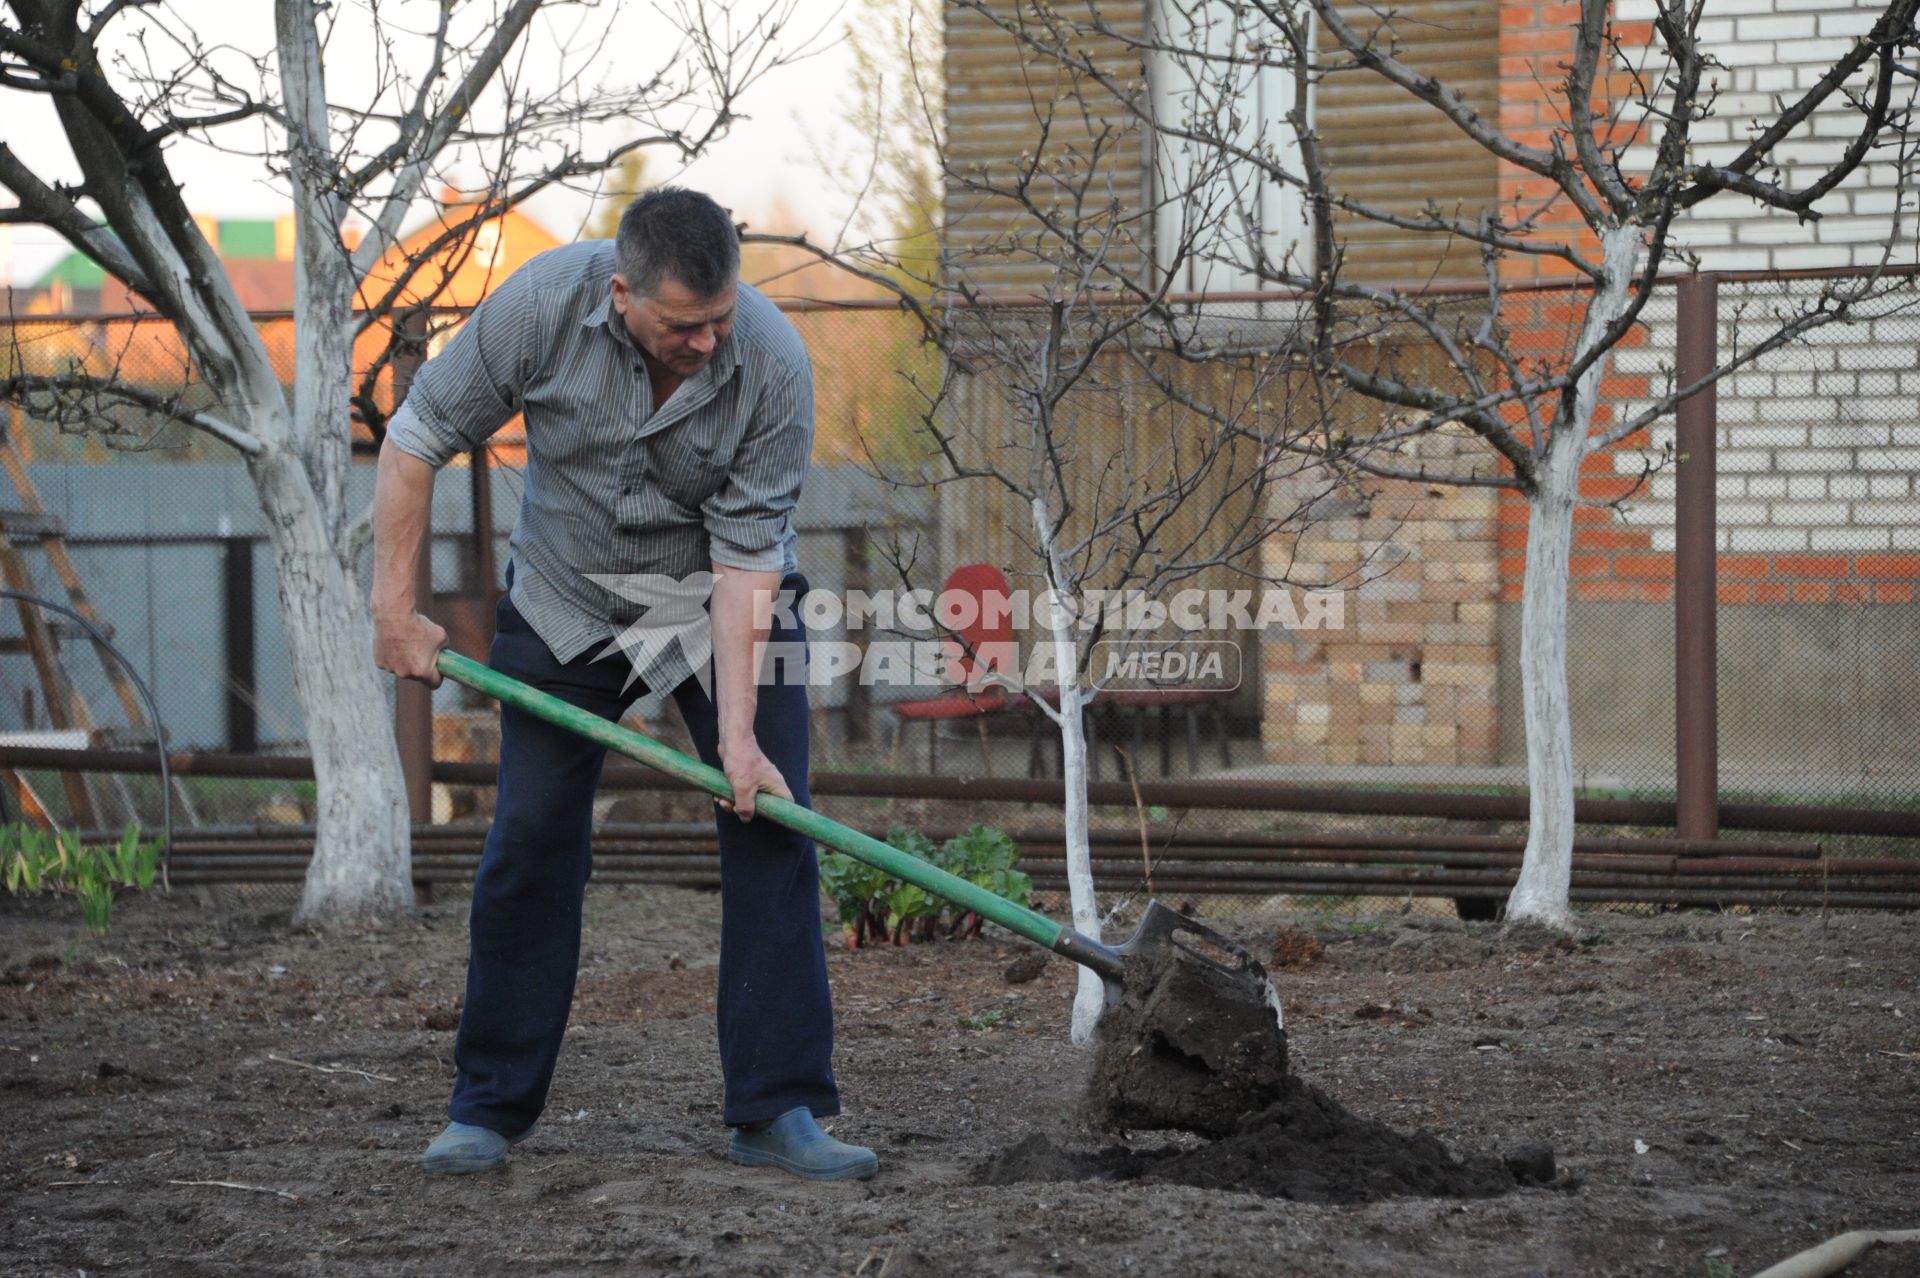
385, 262, 544, 468
703, 358, 814, 572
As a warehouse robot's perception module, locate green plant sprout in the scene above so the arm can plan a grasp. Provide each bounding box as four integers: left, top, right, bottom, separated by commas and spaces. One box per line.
2, 822, 164, 934
820, 823, 1033, 948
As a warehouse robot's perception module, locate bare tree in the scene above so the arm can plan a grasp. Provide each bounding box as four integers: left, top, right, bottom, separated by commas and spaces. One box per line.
944, 0, 1920, 929
769, 79, 1368, 1037
0, 0, 807, 923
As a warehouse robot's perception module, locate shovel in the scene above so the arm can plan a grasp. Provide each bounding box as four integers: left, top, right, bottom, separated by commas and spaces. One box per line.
436, 650, 1278, 1010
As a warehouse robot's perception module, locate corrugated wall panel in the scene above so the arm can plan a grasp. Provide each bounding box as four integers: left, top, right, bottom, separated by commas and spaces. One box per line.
1317, 0, 1501, 286
943, 0, 1154, 293
946, 0, 1499, 292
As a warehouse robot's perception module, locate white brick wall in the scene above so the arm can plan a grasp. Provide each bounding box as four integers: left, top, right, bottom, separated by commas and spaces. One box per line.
1610, 271, 1919, 549
1616, 1, 1918, 274
1604, 0, 1918, 553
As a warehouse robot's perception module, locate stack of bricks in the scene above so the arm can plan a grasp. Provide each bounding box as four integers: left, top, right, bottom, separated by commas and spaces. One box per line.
1263, 428, 1502, 767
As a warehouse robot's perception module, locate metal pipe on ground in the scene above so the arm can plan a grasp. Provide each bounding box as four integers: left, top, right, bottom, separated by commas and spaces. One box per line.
1002, 863, 1920, 892
157, 839, 1911, 878
146, 827, 1831, 861
157, 867, 1920, 910
918, 827, 1821, 859
84, 819, 1827, 859
407, 849, 1916, 879
1096, 879, 1920, 910
12, 744, 1918, 838
157, 853, 1910, 883
402, 834, 1830, 862
160, 853, 1920, 897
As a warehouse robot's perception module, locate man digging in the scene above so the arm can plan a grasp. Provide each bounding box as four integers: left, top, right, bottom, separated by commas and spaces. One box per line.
371, 187, 875, 1181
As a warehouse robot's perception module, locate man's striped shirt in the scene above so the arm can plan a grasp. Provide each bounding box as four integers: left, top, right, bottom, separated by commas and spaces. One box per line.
387, 239, 814, 693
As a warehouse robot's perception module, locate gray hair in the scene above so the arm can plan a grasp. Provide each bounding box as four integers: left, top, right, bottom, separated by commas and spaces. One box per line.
614, 187, 740, 299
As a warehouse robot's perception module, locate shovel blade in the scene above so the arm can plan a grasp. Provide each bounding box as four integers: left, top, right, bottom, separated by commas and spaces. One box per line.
1114, 901, 1284, 1026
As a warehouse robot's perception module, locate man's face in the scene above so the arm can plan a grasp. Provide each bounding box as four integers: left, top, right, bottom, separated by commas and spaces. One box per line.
611, 272, 738, 380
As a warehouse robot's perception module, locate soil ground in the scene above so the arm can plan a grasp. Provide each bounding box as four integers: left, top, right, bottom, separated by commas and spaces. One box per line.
3, 885, 1917, 1277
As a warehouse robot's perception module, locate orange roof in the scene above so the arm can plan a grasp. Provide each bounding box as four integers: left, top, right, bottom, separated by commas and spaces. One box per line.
10, 202, 563, 463
357, 199, 565, 311
349, 200, 565, 441
223, 259, 298, 311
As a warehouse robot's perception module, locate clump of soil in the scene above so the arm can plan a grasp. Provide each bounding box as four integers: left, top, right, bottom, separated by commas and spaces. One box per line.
1063, 918, 1535, 1204
1085, 935, 1290, 1137
1003, 951, 1049, 985
983, 1075, 1525, 1204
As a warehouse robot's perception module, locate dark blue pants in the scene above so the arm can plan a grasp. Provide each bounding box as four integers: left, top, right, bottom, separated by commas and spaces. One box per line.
447, 572, 838, 1136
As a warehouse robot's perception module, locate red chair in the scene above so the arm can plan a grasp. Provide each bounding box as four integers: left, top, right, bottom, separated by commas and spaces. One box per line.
889, 564, 1015, 775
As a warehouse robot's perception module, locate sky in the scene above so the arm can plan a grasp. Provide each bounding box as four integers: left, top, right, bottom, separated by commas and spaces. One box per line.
0, 0, 869, 286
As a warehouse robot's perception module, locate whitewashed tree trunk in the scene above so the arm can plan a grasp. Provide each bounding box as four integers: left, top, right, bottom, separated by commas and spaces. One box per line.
270, 0, 414, 923
1507, 476, 1579, 928
1055, 638, 1103, 1044
1033, 496, 1106, 1043
1506, 224, 1642, 929
250, 446, 414, 923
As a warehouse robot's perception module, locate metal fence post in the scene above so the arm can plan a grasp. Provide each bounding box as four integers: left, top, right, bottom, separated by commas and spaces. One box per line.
1675, 275, 1719, 840
390, 309, 435, 904
221, 536, 257, 754
468, 444, 497, 602
843, 527, 871, 743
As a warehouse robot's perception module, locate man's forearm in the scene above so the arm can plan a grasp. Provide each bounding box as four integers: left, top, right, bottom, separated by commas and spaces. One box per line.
372, 439, 438, 617
709, 562, 783, 752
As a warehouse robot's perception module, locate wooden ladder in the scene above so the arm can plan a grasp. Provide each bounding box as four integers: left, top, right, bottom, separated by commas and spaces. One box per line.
0, 431, 170, 832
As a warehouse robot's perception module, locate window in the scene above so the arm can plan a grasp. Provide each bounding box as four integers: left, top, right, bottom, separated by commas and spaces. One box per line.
1149, 0, 1310, 294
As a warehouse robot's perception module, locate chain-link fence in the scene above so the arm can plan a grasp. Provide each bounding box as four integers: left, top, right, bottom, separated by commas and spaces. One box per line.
2, 272, 1916, 921
1611, 275, 1920, 811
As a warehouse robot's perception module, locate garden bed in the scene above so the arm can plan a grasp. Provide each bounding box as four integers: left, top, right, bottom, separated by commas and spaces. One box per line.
2, 885, 1916, 1275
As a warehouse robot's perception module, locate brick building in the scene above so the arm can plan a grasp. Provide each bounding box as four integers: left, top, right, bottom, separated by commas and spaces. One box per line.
944, 0, 1918, 793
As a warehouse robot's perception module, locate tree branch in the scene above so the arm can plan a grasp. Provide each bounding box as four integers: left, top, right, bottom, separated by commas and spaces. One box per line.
1, 371, 265, 455
1678, 0, 1920, 213
340, 0, 454, 197
349, 0, 546, 278
1565, 0, 1634, 215
86, 0, 158, 40
0, 141, 156, 297
142, 99, 269, 147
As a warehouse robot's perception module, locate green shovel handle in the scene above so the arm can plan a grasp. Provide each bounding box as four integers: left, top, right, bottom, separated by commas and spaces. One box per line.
435, 650, 1121, 979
